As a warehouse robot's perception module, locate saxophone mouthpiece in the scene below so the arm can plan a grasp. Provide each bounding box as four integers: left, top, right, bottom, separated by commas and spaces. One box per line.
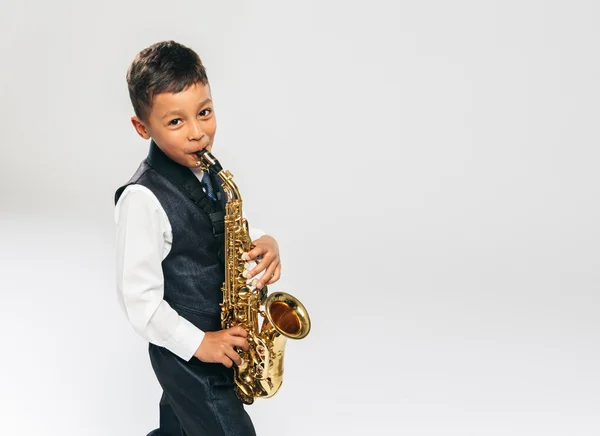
195, 149, 223, 174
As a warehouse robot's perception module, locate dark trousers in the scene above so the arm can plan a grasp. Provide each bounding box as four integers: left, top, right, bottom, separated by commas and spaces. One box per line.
146, 343, 256, 436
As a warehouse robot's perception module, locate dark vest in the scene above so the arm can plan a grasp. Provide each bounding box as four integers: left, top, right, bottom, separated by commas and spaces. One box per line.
115, 140, 227, 332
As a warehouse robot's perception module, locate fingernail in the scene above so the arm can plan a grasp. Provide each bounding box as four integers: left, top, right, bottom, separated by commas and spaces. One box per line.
241, 253, 248, 261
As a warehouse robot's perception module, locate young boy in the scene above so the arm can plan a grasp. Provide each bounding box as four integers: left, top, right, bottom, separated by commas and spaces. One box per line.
114, 40, 282, 436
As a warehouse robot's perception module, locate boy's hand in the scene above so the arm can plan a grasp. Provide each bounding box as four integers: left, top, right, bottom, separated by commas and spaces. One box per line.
193, 326, 249, 367
242, 235, 281, 289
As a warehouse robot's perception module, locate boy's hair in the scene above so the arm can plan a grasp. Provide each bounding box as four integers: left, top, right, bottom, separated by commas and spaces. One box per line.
126, 40, 209, 123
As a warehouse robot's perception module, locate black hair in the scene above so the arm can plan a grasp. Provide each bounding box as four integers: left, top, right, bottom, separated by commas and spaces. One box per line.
126, 40, 209, 123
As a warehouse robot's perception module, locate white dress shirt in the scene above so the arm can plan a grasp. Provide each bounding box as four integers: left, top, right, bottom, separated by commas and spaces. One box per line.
114, 166, 265, 362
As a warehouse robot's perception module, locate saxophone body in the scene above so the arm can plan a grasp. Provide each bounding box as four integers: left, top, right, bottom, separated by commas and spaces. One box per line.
196, 150, 311, 405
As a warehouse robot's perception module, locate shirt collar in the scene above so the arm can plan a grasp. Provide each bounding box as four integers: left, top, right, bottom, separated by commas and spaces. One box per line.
190, 166, 205, 182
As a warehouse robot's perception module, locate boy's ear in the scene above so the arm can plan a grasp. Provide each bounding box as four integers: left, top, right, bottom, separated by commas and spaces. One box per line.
131, 116, 151, 139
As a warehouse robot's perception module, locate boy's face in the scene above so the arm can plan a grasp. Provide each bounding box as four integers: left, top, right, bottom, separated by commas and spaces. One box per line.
131, 81, 216, 168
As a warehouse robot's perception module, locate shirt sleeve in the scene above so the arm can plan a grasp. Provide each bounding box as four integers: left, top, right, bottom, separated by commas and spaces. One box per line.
249, 227, 266, 241
243, 210, 265, 241
115, 185, 205, 361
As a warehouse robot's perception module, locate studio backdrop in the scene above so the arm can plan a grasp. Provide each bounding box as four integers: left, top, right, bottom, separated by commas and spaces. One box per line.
1, 1, 598, 435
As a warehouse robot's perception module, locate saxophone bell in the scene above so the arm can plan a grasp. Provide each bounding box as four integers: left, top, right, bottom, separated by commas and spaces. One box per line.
262, 291, 311, 340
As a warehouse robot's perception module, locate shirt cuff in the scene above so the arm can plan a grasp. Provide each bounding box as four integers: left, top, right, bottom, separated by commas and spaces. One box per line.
249, 227, 266, 241
164, 316, 206, 361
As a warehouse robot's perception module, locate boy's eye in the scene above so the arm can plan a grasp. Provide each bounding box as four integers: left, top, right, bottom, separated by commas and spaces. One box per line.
168, 109, 210, 126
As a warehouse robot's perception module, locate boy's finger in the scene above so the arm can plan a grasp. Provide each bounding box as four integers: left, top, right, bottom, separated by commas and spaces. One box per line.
267, 263, 281, 284
256, 261, 278, 289
224, 347, 243, 366
228, 325, 248, 337
243, 245, 266, 261
220, 355, 234, 368
232, 337, 250, 351
242, 261, 257, 278
246, 255, 273, 279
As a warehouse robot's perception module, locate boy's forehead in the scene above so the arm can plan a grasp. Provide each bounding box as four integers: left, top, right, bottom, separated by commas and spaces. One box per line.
151, 82, 212, 117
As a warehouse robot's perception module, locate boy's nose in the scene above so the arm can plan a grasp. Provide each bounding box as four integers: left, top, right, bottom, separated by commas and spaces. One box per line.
188, 121, 204, 141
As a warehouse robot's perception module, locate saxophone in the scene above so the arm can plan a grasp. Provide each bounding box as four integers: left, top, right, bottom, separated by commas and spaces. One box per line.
196, 149, 311, 405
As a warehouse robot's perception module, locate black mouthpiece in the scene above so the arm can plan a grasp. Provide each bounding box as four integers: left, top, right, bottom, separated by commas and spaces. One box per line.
195, 149, 223, 174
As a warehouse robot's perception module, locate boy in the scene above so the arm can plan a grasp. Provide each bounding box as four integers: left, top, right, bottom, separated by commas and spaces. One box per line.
114, 40, 281, 436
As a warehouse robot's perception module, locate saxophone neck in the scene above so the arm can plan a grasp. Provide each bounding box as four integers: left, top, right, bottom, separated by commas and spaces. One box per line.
196, 149, 241, 201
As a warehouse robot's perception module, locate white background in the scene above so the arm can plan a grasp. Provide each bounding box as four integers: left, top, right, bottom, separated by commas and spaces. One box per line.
1, 1, 599, 435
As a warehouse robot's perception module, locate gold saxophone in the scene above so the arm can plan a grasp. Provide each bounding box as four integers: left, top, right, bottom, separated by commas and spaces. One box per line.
196, 149, 311, 405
